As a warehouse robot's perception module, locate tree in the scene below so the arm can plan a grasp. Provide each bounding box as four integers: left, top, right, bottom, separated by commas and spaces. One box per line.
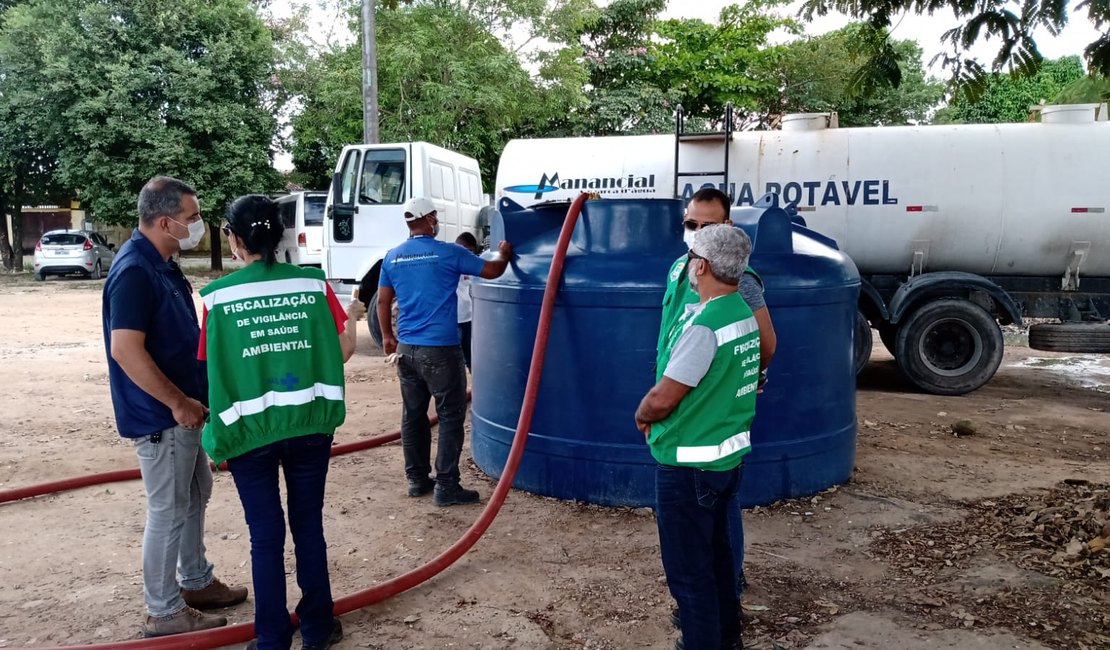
1052, 75, 1110, 103
801, 0, 1110, 88
933, 55, 1085, 123
764, 24, 945, 126
288, 1, 570, 186
0, 0, 283, 270
647, 1, 798, 129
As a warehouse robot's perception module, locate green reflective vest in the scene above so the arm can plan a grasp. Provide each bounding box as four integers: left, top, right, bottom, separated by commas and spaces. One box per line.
657, 254, 760, 371
650, 292, 759, 471
199, 262, 346, 464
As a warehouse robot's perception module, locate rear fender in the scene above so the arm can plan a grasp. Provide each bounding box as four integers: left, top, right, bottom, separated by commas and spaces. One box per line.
858, 278, 889, 325
888, 272, 1022, 327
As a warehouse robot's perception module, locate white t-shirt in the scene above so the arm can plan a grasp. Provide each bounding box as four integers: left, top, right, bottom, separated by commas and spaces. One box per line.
457, 275, 472, 323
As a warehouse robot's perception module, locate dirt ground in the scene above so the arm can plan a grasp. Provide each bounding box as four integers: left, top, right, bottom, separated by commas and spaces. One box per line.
0, 270, 1107, 650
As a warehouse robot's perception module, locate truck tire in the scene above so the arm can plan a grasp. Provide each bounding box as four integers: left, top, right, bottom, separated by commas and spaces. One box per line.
854, 310, 872, 375
476, 205, 497, 251
367, 288, 399, 351
368, 289, 384, 349
894, 298, 1003, 396
1028, 322, 1110, 353
878, 323, 898, 357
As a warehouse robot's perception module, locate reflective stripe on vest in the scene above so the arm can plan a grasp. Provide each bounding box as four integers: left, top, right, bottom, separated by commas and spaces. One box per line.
203, 277, 328, 310
676, 430, 752, 464
714, 316, 759, 346
218, 381, 344, 426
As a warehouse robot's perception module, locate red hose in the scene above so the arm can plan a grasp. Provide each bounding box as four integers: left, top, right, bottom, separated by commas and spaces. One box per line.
0, 427, 413, 505
20, 194, 590, 650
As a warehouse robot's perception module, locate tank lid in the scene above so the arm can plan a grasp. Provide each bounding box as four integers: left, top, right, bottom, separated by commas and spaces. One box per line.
1036, 103, 1109, 123
781, 112, 839, 131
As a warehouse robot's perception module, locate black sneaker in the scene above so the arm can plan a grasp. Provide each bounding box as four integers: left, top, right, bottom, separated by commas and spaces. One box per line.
434, 485, 480, 506
407, 477, 435, 497
302, 619, 343, 650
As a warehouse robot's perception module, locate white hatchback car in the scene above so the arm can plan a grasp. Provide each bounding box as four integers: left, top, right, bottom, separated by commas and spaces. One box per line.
33, 230, 116, 280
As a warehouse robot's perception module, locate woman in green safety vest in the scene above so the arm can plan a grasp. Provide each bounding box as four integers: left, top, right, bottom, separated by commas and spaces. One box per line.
198, 195, 364, 650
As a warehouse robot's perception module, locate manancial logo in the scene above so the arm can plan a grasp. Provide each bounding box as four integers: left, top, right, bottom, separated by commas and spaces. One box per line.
505, 171, 658, 200
503, 183, 560, 198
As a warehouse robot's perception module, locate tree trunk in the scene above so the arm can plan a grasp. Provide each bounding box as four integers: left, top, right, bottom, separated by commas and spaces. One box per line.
9, 166, 25, 272
0, 181, 14, 271
209, 225, 223, 272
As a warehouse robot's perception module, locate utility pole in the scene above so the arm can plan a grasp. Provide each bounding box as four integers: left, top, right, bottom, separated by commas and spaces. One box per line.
361, 0, 380, 144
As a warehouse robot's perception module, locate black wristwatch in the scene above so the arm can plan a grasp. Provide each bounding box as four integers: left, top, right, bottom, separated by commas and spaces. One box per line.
757, 369, 769, 388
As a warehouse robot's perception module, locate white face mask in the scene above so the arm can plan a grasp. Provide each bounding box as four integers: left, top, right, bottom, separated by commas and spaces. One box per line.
687, 259, 700, 291
171, 218, 206, 251
683, 227, 697, 249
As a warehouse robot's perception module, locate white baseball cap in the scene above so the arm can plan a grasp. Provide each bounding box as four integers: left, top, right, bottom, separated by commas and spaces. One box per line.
403, 197, 436, 221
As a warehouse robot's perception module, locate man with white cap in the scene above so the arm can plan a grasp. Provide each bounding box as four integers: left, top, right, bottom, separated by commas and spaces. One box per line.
377, 197, 513, 506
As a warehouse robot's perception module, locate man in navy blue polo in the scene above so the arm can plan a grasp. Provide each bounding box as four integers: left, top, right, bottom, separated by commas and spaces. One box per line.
377, 197, 513, 506
102, 176, 247, 638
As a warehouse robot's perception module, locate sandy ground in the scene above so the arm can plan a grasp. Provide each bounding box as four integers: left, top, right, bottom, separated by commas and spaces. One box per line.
0, 269, 1107, 650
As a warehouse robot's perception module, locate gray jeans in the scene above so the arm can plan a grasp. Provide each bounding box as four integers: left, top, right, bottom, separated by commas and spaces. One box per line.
133, 425, 216, 617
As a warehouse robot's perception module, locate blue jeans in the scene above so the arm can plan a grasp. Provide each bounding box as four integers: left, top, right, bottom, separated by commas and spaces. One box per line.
729, 497, 746, 597
227, 434, 335, 650
458, 322, 472, 371
396, 344, 469, 487
655, 464, 743, 650
133, 425, 216, 617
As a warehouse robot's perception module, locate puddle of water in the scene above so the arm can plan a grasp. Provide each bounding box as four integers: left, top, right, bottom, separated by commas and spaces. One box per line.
1013, 355, 1110, 392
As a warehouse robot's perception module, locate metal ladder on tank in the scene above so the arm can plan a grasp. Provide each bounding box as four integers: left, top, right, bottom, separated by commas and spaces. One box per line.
673, 102, 734, 199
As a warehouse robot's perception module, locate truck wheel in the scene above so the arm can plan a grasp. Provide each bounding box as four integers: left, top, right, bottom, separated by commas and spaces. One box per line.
878, 323, 898, 357
368, 289, 384, 349
367, 289, 399, 351
854, 310, 872, 375
1028, 322, 1110, 353
895, 298, 1003, 396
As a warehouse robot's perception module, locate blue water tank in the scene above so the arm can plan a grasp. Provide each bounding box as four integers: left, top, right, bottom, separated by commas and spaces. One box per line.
470, 196, 860, 507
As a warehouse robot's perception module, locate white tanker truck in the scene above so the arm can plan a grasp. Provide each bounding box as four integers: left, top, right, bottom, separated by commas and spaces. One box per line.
494, 104, 1110, 395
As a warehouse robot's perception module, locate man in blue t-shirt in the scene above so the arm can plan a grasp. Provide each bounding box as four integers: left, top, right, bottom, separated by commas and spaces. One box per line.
377, 197, 513, 506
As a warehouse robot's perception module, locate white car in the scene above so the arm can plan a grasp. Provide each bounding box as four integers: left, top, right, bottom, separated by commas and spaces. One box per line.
275, 191, 326, 267
33, 230, 115, 280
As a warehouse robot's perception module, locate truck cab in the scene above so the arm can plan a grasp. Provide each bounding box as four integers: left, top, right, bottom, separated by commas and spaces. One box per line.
322, 142, 489, 344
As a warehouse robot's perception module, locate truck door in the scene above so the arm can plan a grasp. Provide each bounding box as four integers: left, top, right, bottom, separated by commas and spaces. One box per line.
326, 148, 361, 278
325, 146, 412, 283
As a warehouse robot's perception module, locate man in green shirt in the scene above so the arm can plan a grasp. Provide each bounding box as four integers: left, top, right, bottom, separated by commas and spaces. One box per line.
636, 224, 759, 650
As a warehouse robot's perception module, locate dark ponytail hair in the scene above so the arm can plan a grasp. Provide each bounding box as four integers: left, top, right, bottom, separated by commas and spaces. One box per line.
226, 194, 284, 267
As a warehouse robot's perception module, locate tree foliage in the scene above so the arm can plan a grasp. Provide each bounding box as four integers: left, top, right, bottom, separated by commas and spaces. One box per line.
0, 0, 283, 268
801, 0, 1110, 90
287, 1, 585, 188
933, 55, 1085, 123
765, 23, 946, 126
647, 1, 798, 129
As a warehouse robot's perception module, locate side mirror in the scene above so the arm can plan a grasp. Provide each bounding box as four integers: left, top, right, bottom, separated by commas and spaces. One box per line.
108, 243, 116, 250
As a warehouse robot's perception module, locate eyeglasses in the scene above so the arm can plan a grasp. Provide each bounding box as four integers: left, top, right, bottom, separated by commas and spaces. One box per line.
687, 249, 705, 262
683, 219, 717, 231
221, 223, 233, 237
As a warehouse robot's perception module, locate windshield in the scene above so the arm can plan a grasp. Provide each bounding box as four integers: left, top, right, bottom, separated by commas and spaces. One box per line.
41, 233, 86, 246
359, 149, 406, 205
304, 195, 326, 226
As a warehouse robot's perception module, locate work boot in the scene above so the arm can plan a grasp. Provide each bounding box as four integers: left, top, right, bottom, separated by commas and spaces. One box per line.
142, 606, 227, 637
434, 484, 480, 507
181, 577, 249, 610
407, 476, 436, 497
302, 619, 343, 650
